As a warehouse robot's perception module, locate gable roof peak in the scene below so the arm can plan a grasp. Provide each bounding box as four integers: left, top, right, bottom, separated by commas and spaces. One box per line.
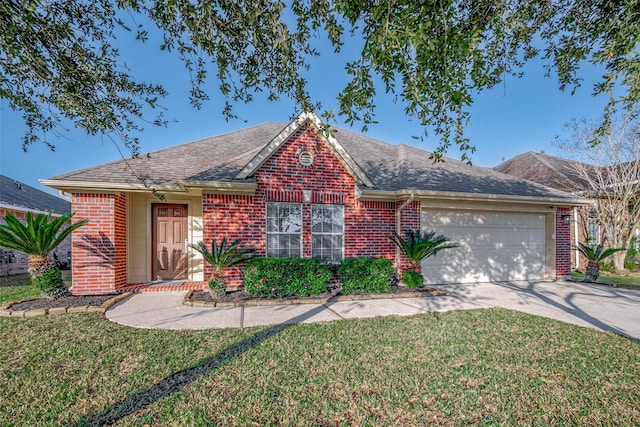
234, 111, 375, 187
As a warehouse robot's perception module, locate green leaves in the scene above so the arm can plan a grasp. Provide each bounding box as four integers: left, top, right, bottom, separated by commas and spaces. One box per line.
189, 238, 256, 273
389, 229, 458, 267
575, 242, 626, 263
2, 0, 638, 163
0, 211, 87, 256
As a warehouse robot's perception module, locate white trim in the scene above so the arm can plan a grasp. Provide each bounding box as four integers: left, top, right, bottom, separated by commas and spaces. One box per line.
358, 188, 593, 207
234, 111, 375, 188
265, 202, 303, 258
310, 203, 345, 263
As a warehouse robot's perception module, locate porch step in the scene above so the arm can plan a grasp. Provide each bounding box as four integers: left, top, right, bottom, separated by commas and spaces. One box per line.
120, 281, 206, 293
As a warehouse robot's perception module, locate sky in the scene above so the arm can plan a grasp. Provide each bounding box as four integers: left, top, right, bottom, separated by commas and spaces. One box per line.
0, 13, 613, 198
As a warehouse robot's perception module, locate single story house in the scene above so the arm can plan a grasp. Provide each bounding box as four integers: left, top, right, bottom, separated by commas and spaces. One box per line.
42, 112, 590, 295
0, 174, 72, 276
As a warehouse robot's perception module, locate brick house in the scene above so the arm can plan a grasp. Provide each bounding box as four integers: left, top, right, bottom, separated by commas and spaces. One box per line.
42, 112, 589, 295
495, 151, 640, 269
0, 175, 72, 276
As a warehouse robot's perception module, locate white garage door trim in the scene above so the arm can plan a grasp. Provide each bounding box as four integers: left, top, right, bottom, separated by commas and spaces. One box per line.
420, 208, 551, 284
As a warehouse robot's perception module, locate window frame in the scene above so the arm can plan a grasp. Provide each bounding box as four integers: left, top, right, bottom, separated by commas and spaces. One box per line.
311, 204, 345, 263
265, 202, 303, 258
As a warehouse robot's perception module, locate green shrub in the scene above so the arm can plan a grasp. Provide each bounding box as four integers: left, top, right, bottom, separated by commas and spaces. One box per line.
243, 258, 331, 298
339, 258, 394, 295
600, 261, 615, 272
208, 278, 226, 297
402, 270, 424, 288
31, 267, 66, 297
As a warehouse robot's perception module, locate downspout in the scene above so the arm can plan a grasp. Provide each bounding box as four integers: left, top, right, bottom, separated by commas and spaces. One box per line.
395, 193, 415, 278
58, 190, 72, 201
573, 207, 579, 270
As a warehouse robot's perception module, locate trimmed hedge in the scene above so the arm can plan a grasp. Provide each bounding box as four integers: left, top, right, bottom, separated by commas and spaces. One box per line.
339, 257, 394, 295
243, 258, 331, 298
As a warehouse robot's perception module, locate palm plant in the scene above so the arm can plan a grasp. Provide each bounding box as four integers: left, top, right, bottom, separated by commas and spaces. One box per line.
389, 229, 457, 287
190, 238, 256, 296
0, 212, 87, 298
575, 242, 626, 282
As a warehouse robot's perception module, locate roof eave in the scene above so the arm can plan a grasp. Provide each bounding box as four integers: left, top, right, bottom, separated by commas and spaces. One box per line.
177, 180, 257, 195
357, 188, 594, 206
40, 179, 183, 194
41, 179, 258, 196
0, 202, 69, 216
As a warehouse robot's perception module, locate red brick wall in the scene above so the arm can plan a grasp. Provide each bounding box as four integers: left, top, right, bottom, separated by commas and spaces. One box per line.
71, 193, 127, 295
202, 125, 417, 288
556, 207, 572, 278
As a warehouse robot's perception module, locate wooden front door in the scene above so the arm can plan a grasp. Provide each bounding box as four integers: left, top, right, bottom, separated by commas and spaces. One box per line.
152, 204, 188, 280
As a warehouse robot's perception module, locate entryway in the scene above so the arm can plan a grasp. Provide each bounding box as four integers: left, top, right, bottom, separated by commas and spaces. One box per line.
152, 204, 188, 280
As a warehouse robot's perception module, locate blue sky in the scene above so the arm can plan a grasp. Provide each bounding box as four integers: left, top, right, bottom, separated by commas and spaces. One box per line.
0, 18, 612, 197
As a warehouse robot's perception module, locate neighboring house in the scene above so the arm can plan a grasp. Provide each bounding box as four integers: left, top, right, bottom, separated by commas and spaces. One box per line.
494, 151, 592, 193
0, 175, 72, 276
495, 151, 640, 268
42, 112, 589, 295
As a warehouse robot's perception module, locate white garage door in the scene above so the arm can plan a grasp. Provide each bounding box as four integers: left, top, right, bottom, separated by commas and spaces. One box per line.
421, 209, 547, 284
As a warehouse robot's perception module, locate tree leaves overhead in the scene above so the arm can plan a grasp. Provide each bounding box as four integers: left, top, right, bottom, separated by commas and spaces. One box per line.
1, 0, 638, 160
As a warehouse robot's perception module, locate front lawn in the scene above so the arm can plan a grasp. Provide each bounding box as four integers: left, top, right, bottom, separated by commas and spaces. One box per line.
571, 270, 640, 291
1, 309, 638, 425
0, 274, 41, 304
0, 271, 72, 304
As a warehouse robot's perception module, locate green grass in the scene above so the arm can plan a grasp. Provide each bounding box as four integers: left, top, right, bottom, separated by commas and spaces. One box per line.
571, 271, 640, 291
0, 271, 72, 304
1, 309, 639, 426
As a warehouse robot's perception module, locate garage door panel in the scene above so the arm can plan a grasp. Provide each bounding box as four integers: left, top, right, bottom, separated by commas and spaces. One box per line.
421, 210, 547, 284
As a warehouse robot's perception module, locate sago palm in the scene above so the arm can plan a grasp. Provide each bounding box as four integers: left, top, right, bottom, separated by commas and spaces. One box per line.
0, 212, 87, 298
190, 238, 255, 295
390, 230, 457, 272
575, 242, 626, 283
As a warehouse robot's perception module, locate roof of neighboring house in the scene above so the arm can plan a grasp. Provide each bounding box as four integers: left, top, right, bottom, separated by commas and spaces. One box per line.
43, 113, 589, 205
0, 175, 70, 215
493, 151, 593, 192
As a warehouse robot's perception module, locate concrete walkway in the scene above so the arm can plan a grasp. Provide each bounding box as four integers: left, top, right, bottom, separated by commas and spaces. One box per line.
106, 280, 640, 339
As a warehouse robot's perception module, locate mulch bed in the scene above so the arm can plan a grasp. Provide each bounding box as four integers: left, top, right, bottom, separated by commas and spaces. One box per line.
189, 285, 447, 304
9, 294, 120, 311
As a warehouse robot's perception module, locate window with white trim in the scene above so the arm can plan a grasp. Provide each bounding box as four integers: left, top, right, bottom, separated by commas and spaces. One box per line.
587, 222, 600, 246
266, 202, 302, 258
311, 204, 344, 262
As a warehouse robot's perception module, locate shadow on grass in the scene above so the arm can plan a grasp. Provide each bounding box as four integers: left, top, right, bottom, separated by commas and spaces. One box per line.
72, 305, 327, 426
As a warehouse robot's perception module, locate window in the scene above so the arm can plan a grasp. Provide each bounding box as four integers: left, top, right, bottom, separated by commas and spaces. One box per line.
266, 203, 302, 257
587, 222, 600, 246
312, 204, 344, 262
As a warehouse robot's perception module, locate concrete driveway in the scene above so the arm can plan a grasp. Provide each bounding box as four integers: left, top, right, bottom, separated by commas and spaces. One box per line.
438, 281, 640, 340
106, 280, 640, 339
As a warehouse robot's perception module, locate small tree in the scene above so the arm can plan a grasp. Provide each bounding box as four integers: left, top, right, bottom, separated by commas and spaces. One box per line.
556, 111, 640, 271
389, 230, 457, 287
189, 238, 255, 296
0, 212, 87, 298
575, 243, 626, 283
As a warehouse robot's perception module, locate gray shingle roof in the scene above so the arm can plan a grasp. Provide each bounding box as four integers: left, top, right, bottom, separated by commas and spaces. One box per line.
0, 175, 70, 215
48, 121, 580, 201
494, 151, 593, 192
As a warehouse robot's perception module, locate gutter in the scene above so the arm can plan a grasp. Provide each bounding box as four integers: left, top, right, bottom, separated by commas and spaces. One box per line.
358, 188, 593, 207
395, 193, 415, 278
